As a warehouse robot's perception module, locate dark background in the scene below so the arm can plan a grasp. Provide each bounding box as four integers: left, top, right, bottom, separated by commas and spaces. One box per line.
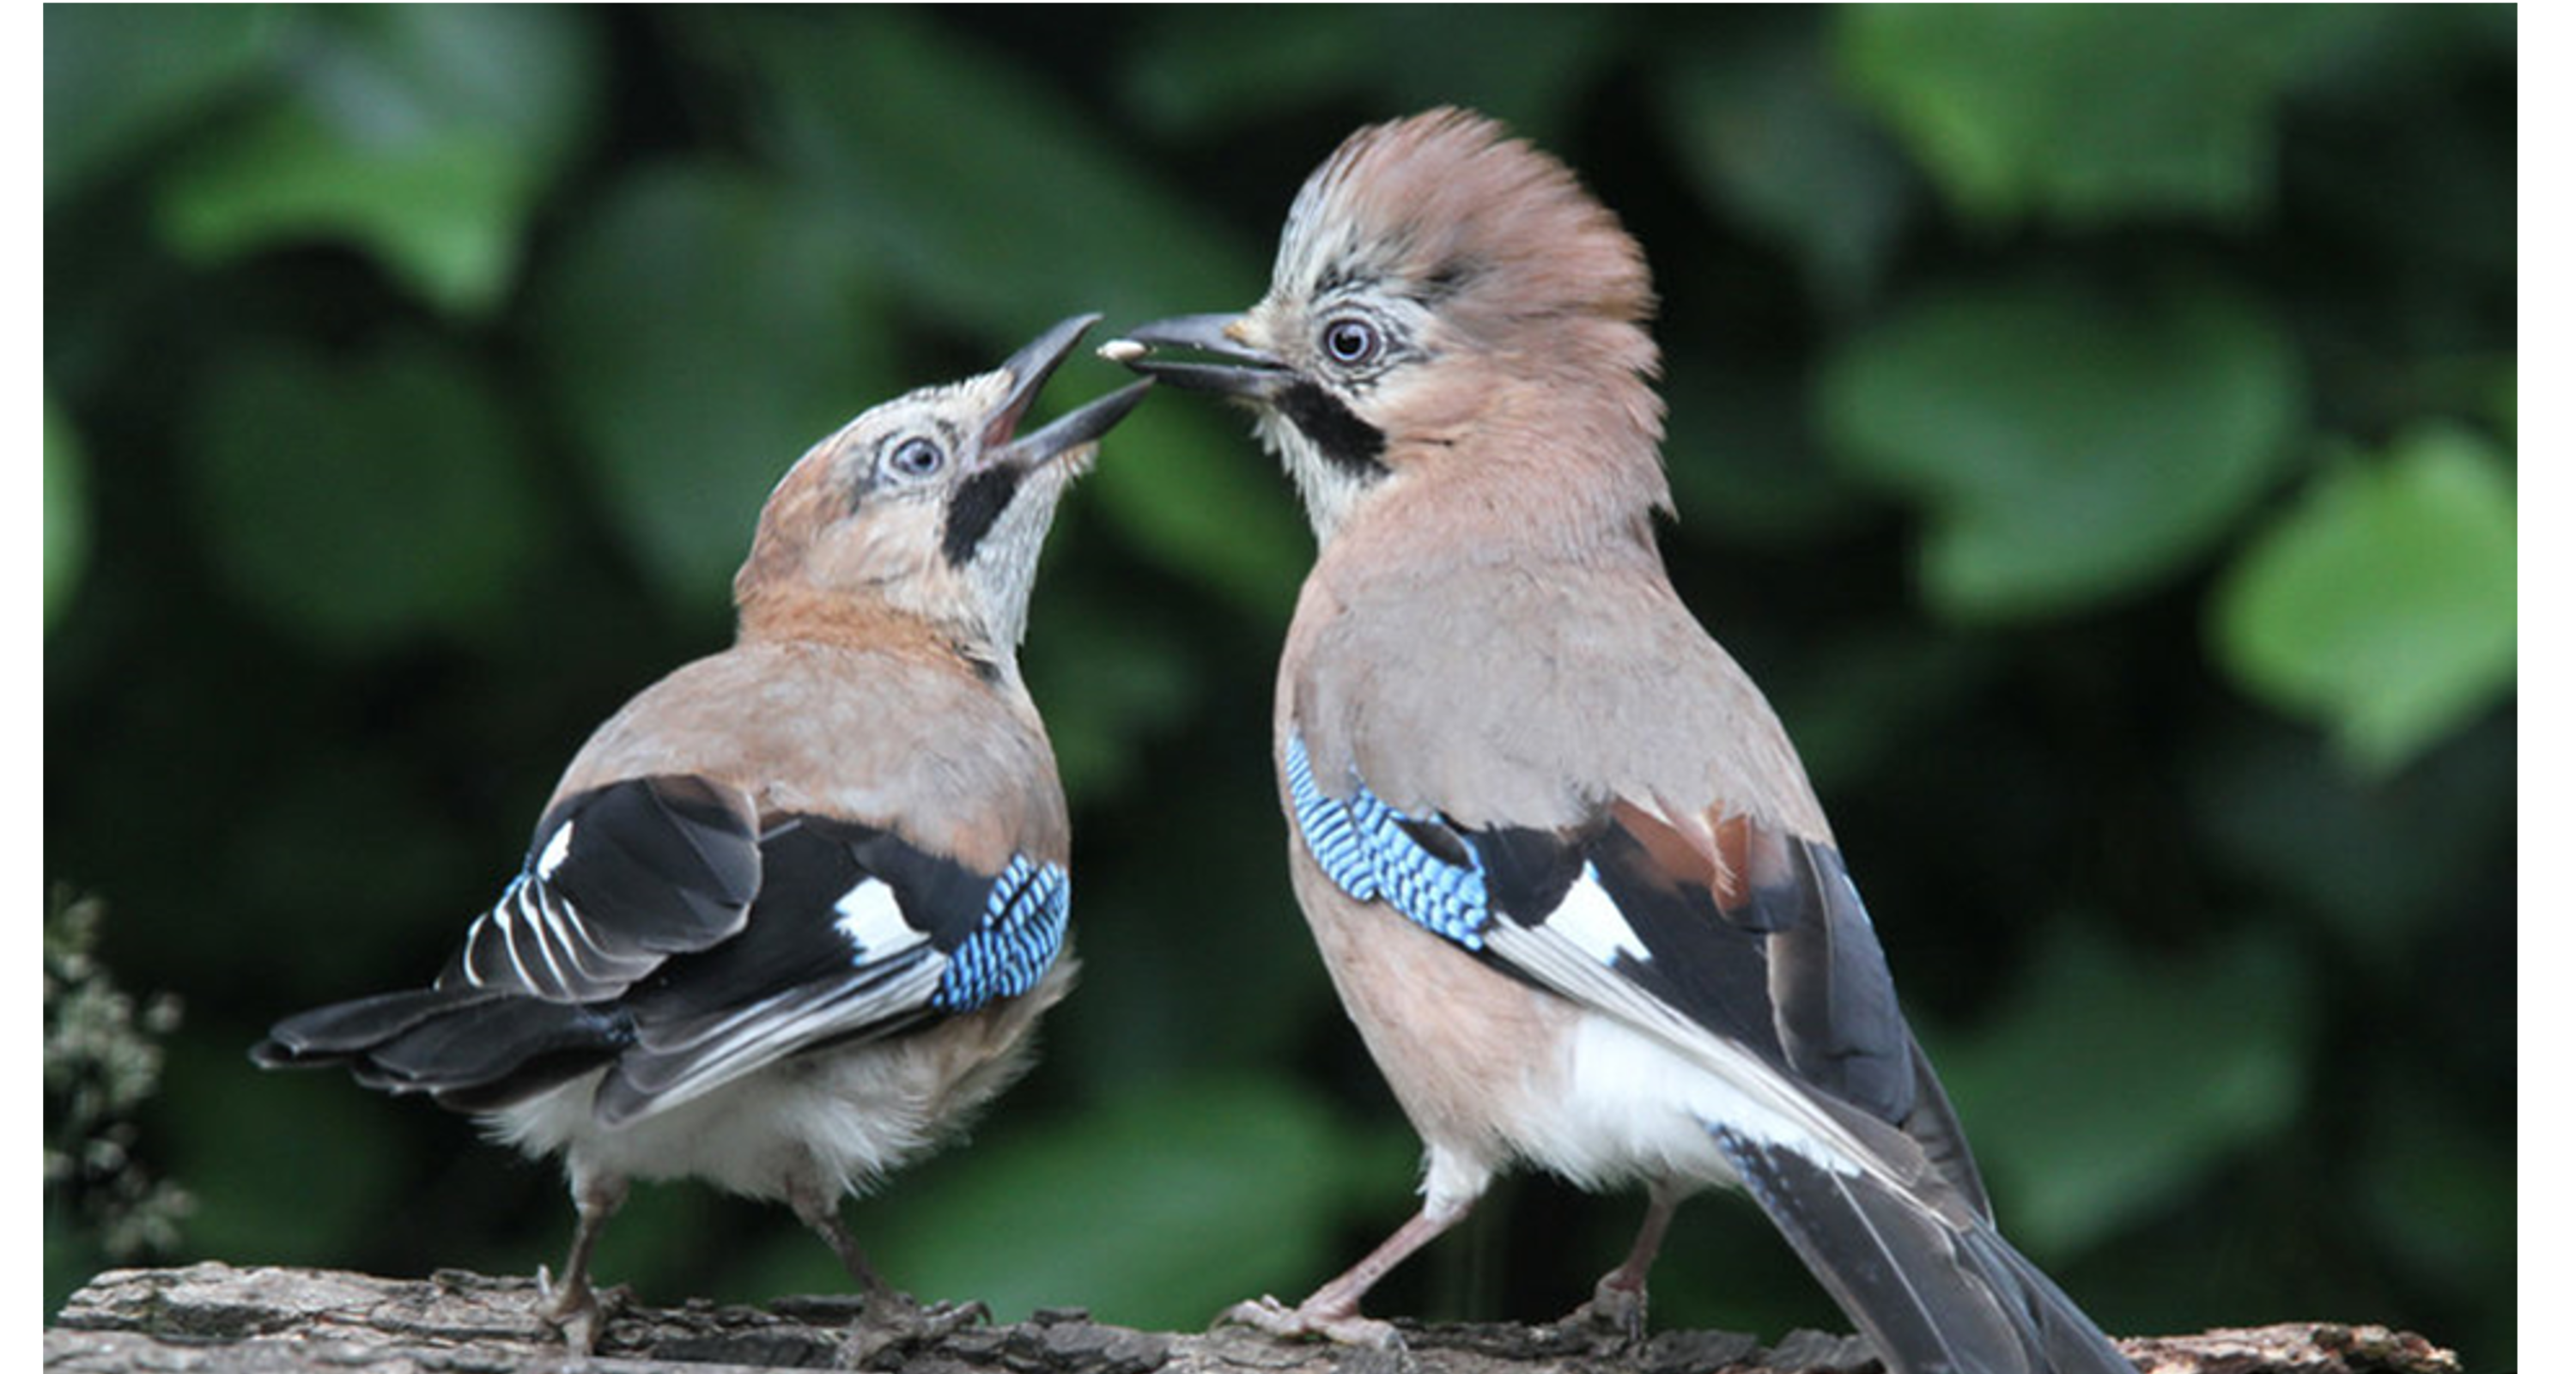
46, 7, 2516, 1369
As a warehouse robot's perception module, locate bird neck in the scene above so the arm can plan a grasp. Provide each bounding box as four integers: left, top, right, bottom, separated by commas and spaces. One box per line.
1322, 465, 1670, 592
1338, 379, 1671, 569
734, 582, 1019, 689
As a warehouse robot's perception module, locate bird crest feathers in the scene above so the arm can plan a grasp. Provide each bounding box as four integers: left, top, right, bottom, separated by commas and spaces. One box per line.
1278, 108, 1657, 359
1266, 107, 1672, 543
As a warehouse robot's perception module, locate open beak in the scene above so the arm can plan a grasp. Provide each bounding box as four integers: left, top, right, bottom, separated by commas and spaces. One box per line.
981, 313, 1154, 472
1099, 313, 1288, 399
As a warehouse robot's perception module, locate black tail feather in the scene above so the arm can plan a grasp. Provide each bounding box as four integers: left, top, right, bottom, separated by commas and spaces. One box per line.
252, 987, 631, 1111
1712, 1127, 2131, 1374
252, 988, 501, 1067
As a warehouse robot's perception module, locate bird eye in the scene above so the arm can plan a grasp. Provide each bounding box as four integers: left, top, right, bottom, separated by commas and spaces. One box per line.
1321, 317, 1382, 367
887, 436, 946, 480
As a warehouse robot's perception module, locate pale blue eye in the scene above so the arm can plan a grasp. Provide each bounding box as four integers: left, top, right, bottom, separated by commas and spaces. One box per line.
889, 437, 945, 478
1323, 317, 1381, 366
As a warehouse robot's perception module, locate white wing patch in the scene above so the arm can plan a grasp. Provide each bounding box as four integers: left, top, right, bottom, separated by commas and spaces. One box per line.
1547, 862, 1650, 965
537, 818, 575, 879
834, 879, 927, 958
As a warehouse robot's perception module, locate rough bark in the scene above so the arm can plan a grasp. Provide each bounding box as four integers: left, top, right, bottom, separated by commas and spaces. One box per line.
45, 1263, 2462, 1374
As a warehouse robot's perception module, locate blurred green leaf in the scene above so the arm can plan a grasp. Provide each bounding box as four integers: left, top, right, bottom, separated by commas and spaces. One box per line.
1819, 271, 2300, 619
182, 335, 542, 653
529, 161, 897, 612
1121, 9, 1374, 133
1662, 353, 1870, 549
1126, 6, 1621, 145
1933, 924, 2313, 1255
152, 1038, 413, 1268
155, 7, 600, 316
1660, 27, 1917, 311
1080, 401, 1309, 619
2211, 423, 2514, 773
854, 1079, 1381, 1328
46, 393, 89, 629
1023, 575, 1202, 802
707, 9, 1259, 339
2358, 1067, 2513, 1311
44, 5, 279, 204
2185, 719, 2511, 960
1836, 5, 2381, 227
1760, 623, 1996, 794
225, 755, 483, 992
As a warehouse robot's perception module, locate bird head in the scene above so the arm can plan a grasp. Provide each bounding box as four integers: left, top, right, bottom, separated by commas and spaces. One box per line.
735, 314, 1149, 663
1109, 108, 1667, 545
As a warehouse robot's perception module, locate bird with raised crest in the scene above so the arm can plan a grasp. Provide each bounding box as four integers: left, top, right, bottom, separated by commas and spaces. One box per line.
1109, 110, 2135, 1374
254, 316, 1150, 1350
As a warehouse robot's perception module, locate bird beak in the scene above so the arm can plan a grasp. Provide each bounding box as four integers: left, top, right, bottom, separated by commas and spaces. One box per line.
1100, 313, 1288, 399
981, 314, 1155, 472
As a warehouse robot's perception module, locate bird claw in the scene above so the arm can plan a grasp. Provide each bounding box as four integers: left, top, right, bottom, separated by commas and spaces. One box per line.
535, 1265, 628, 1354
1552, 1275, 1649, 1352
849, 1290, 991, 1347
904, 1296, 994, 1341
1219, 1295, 1406, 1350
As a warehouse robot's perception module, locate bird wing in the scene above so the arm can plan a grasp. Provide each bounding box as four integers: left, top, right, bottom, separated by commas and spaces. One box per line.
441, 773, 766, 1002
591, 808, 1069, 1124
270, 772, 1067, 1125
1282, 732, 1987, 1215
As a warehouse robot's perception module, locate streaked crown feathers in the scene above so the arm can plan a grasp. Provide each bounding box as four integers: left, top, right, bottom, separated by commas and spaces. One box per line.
1277, 108, 1657, 368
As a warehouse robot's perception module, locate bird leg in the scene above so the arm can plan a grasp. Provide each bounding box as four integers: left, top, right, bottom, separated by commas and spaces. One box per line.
787, 1175, 895, 1298
787, 1174, 992, 1343
541, 1170, 630, 1353
1221, 1199, 1469, 1349
1559, 1183, 1686, 1347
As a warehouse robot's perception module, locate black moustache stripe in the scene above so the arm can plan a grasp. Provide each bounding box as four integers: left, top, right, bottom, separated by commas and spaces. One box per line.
1277, 380, 1388, 478
942, 465, 1026, 567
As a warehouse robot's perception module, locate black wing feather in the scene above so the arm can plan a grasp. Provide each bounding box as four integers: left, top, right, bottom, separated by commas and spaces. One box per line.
255, 779, 1062, 1127
1461, 814, 1917, 1134
1747, 830, 1917, 1126
447, 775, 762, 1001
1714, 1128, 2129, 1374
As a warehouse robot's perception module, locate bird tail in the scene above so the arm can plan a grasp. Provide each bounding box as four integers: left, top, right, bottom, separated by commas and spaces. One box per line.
1710, 1126, 2132, 1374
252, 986, 633, 1114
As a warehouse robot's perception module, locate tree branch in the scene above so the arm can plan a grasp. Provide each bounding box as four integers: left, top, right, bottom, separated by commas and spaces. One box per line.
45, 1263, 2461, 1374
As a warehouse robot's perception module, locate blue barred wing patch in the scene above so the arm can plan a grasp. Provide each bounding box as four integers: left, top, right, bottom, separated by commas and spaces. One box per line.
931, 854, 1071, 1012
1285, 733, 1492, 949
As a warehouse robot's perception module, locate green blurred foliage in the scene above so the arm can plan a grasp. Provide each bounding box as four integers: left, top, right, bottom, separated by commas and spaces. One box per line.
183, 334, 544, 653
155, 6, 601, 318
45, 393, 88, 629
1819, 270, 2302, 618
2212, 424, 2517, 773
528, 159, 901, 611
44, 5, 2513, 1368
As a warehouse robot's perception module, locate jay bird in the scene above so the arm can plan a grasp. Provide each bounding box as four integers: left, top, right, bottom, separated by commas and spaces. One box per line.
254, 316, 1149, 1345
1109, 110, 2134, 1374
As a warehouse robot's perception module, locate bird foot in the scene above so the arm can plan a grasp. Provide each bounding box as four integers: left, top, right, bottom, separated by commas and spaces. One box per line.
839, 1289, 991, 1361
1552, 1275, 1649, 1352
1218, 1295, 1406, 1350
535, 1265, 629, 1354
887, 1294, 993, 1341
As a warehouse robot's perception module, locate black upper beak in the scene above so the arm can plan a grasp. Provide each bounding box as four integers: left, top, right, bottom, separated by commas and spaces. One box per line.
1101, 313, 1288, 399
983, 314, 1154, 470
